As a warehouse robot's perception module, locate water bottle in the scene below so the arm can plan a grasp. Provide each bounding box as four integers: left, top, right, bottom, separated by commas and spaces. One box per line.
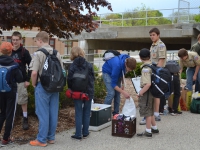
62, 69, 66, 77
163, 109, 169, 115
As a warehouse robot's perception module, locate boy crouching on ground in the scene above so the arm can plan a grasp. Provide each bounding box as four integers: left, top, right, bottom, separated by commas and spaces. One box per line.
137, 48, 159, 138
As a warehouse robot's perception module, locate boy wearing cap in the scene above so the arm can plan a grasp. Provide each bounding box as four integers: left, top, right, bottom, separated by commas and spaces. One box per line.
137, 48, 159, 138
0, 42, 23, 146
140, 28, 167, 125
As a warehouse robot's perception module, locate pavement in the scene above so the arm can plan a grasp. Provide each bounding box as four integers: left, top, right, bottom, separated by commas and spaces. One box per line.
1, 109, 200, 150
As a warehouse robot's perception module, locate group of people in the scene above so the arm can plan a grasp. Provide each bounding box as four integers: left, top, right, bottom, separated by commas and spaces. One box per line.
0, 27, 199, 147
102, 28, 200, 138
0, 31, 31, 146
0, 30, 95, 146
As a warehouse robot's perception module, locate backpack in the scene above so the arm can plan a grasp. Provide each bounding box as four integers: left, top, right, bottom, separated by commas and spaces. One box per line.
165, 60, 180, 73
38, 48, 66, 93
71, 62, 89, 93
102, 50, 120, 61
190, 98, 200, 114
142, 64, 172, 99
0, 64, 19, 92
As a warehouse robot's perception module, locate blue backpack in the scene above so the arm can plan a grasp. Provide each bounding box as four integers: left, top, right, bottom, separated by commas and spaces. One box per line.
0, 65, 18, 92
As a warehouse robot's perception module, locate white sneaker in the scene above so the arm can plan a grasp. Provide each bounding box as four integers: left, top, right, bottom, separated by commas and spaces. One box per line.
139, 117, 146, 125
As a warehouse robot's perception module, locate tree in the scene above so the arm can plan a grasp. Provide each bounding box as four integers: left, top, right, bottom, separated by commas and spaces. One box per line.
0, 0, 112, 39
98, 4, 171, 27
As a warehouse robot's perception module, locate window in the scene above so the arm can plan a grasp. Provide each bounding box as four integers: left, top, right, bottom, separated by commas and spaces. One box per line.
49, 38, 55, 49
7, 36, 11, 43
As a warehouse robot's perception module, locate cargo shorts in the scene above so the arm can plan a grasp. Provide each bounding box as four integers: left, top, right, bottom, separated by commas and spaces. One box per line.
138, 90, 154, 117
17, 82, 28, 105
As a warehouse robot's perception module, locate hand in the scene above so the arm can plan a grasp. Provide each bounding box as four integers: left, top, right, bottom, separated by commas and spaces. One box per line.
24, 81, 30, 88
122, 91, 130, 99
193, 75, 197, 81
121, 85, 124, 90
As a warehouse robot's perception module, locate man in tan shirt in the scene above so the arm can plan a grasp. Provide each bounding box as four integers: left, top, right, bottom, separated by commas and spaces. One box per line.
140, 28, 167, 125
178, 48, 200, 91
29, 31, 63, 147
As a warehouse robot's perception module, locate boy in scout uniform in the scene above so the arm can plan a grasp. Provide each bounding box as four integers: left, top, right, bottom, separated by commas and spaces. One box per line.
178, 48, 200, 92
191, 34, 200, 92
140, 28, 167, 125
29, 31, 63, 147
137, 48, 159, 138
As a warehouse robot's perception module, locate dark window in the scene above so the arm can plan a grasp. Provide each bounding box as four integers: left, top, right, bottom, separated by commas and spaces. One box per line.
49, 38, 55, 49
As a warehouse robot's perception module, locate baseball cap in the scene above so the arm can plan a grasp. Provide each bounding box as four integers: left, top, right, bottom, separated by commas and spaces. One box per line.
0, 42, 13, 55
139, 48, 150, 58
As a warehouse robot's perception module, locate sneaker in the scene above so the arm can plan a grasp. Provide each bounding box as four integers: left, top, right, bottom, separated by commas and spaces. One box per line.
83, 134, 89, 139
170, 112, 177, 116
159, 112, 164, 115
23, 117, 29, 130
29, 140, 47, 147
155, 115, 161, 121
137, 131, 152, 138
139, 117, 146, 125
1, 138, 14, 147
47, 140, 55, 144
184, 86, 188, 90
151, 128, 159, 134
71, 135, 82, 141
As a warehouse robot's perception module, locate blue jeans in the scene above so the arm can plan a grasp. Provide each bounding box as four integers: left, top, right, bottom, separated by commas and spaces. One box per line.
74, 99, 91, 137
186, 67, 200, 91
35, 82, 59, 143
103, 73, 121, 115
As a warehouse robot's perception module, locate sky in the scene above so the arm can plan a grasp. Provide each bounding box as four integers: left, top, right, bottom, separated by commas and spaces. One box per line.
96, 0, 180, 15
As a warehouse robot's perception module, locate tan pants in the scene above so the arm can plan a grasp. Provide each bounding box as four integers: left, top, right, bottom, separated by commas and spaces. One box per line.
17, 82, 28, 105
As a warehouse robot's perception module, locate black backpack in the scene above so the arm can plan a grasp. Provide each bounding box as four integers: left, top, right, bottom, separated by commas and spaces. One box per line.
38, 48, 66, 93
143, 64, 172, 99
71, 62, 89, 93
102, 50, 120, 61
165, 60, 180, 74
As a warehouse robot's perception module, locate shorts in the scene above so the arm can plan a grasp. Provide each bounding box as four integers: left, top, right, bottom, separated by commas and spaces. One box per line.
138, 90, 154, 117
17, 82, 28, 105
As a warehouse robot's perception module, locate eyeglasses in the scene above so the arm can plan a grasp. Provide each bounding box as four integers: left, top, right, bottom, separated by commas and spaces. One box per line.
12, 39, 20, 42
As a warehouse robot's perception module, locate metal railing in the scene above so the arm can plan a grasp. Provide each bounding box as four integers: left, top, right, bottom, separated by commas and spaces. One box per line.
61, 50, 179, 72
96, 7, 200, 27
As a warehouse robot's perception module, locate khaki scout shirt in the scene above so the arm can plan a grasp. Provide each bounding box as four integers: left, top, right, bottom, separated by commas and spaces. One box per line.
140, 61, 152, 88
179, 52, 200, 69
29, 45, 63, 81
150, 39, 167, 67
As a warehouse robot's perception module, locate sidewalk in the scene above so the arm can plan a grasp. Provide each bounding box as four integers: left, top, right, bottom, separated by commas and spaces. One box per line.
1, 109, 200, 150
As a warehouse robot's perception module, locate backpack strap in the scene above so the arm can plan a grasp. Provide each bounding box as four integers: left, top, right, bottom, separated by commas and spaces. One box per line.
37, 48, 49, 56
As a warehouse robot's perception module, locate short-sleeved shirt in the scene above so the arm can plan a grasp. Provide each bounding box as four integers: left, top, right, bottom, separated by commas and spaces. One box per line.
29, 45, 63, 81
150, 39, 167, 67
179, 51, 200, 69
191, 42, 200, 56
140, 61, 152, 88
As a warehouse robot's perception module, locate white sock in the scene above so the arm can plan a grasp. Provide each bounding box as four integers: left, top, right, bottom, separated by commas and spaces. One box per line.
151, 125, 158, 130
23, 112, 28, 118
146, 128, 151, 133
154, 112, 159, 117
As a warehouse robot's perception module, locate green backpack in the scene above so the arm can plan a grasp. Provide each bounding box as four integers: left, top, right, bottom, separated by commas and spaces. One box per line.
190, 98, 200, 114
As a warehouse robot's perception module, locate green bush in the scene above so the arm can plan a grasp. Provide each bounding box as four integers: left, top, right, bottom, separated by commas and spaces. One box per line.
125, 62, 186, 79
125, 62, 142, 78
94, 75, 106, 102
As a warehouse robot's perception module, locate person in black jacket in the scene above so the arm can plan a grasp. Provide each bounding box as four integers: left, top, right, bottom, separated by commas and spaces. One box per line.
67, 46, 95, 140
0, 42, 23, 146
11, 31, 32, 130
